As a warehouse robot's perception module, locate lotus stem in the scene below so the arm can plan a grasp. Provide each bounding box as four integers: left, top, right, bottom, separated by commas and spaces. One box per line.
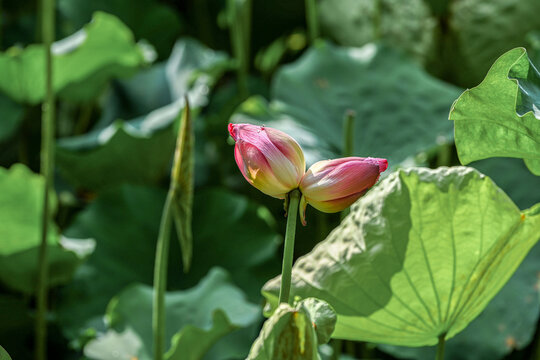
435, 333, 446, 360
152, 189, 174, 360
35, 0, 56, 358
278, 189, 301, 304
305, 0, 320, 43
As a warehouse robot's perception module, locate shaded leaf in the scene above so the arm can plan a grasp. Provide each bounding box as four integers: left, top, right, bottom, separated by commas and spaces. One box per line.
58, 0, 183, 59
232, 41, 461, 167
247, 298, 336, 360
450, 47, 540, 175
83, 268, 260, 360
0, 12, 146, 104
57, 185, 279, 340
0, 164, 91, 294
55, 39, 231, 191
448, 0, 540, 86
0, 94, 24, 142
318, 0, 436, 64
262, 167, 540, 346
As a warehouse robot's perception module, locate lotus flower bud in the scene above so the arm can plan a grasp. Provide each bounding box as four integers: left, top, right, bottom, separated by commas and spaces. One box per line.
298, 157, 388, 225
229, 123, 306, 199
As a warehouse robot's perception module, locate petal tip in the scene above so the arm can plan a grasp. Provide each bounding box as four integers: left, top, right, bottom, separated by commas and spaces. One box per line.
379, 159, 388, 173
228, 123, 236, 141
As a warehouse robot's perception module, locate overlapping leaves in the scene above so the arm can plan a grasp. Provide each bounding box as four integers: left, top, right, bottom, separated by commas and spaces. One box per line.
0, 12, 146, 104
84, 268, 260, 360
55, 38, 231, 190
57, 185, 279, 340
247, 298, 336, 360
232, 41, 460, 167
262, 167, 540, 346
0, 164, 93, 294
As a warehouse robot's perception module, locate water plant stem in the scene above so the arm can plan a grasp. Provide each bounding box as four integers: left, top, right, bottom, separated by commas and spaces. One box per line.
35, 0, 55, 359
305, 0, 320, 43
229, 0, 251, 97
153, 101, 191, 360
152, 190, 174, 360
435, 334, 446, 360
343, 110, 356, 158
278, 189, 301, 305
341, 110, 355, 220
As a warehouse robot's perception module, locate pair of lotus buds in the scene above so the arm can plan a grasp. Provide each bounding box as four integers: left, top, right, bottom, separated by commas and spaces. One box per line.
229, 123, 388, 225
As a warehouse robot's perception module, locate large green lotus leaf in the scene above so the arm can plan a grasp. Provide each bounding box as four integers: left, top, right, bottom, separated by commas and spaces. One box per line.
55, 38, 231, 191
247, 298, 337, 360
448, 0, 540, 86
0, 346, 12, 360
471, 157, 540, 209
232, 41, 461, 167
0, 164, 92, 294
83, 268, 259, 360
57, 185, 278, 340
380, 240, 540, 359
262, 167, 540, 346
450, 47, 540, 175
0, 94, 24, 142
0, 12, 146, 104
58, 0, 182, 59
318, 0, 436, 64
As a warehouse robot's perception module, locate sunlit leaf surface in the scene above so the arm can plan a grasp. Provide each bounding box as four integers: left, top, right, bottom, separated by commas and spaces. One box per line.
247, 298, 336, 360
263, 167, 540, 346
0, 12, 146, 104
450, 47, 540, 175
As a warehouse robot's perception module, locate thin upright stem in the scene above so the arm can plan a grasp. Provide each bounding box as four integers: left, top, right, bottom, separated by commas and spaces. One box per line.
305, 0, 320, 44
278, 189, 301, 305
229, 0, 251, 98
152, 190, 174, 360
435, 334, 446, 360
341, 110, 355, 220
35, 0, 55, 359
342, 110, 356, 158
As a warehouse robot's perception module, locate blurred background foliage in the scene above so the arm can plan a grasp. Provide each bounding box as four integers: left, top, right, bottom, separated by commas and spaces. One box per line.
0, 0, 539, 359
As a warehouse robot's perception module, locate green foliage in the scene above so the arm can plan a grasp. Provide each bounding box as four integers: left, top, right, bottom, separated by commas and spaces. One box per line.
83, 268, 260, 360
317, 0, 540, 86
55, 38, 231, 191
450, 47, 540, 175
0, 164, 92, 294
380, 242, 540, 359
0, 94, 23, 142
0, 346, 12, 360
247, 298, 337, 360
171, 101, 194, 272
57, 185, 279, 340
232, 41, 461, 167
262, 167, 540, 346
58, 0, 183, 59
0, 12, 146, 104
318, 0, 436, 64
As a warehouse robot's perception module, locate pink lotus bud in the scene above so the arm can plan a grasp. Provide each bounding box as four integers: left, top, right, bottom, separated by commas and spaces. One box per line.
229, 123, 306, 199
299, 157, 388, 225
